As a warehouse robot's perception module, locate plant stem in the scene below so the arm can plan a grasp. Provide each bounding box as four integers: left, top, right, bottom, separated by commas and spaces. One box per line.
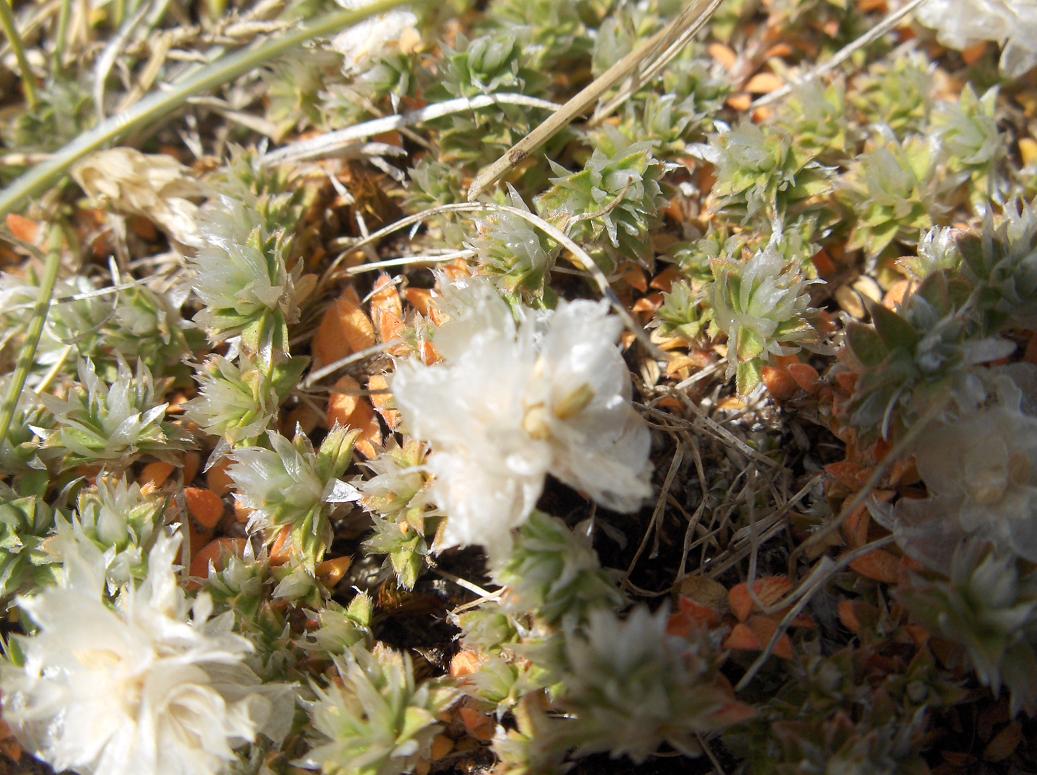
53, 0, 71, 71
0, 230, 62, 449
0, 0, 418, 219
0, 0, 39, 110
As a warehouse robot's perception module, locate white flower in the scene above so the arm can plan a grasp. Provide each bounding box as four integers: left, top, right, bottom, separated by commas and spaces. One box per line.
890, 365, 1037, 567
0, 531, 293, 775
332, 2, 416, 73
390, 279, 651, 558
917, 0, 1037, 78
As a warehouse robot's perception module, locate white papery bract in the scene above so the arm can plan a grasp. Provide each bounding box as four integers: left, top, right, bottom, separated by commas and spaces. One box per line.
332, 1, 417, 73
917, 0, 1037, 78
391, 279, 651, 559
0, 531, 292, 775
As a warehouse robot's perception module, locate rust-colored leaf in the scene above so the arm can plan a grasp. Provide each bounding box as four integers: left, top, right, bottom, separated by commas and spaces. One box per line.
458, 705, 496, 742
849, 548, 900, 584
5, 213, 39, 244
313, 288, 376, 367
762, 365, 798, 401
190, 537, 246, 579
317, 556, 353, 588
729, 577, 793, 622
371, 272, 405, 345
185, 486, 224, 529
745, 72, 783, 95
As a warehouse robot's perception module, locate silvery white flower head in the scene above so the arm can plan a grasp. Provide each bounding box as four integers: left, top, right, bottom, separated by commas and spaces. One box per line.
332, 1, 416, 73
889, 365, 1037, 568
0, 530, 293, 775
549, 605, 747, 762
917, 0, 1037, 78
390, 278, 651, 559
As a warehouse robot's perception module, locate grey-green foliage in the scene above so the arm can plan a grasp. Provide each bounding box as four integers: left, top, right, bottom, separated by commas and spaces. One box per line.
708, 121, 833, 225
707, 245, 824, 394
471, 189, 558, 300
0, 488, 57, 606
901, 542, 1037, 715
932, 86, 1004, 208
426, 32, 550, 166
844, 202, 1037, 436
536, 130, 666, 261
852, 51, 933, 137
359, 440, 438, 590
229, 426, 360, 569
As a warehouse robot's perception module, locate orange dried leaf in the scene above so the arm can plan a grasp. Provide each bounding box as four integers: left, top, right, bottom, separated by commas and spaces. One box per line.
270, 526, 293, 565
849, 548, 900, 584
762, 365, 798, 401
185, 486, 224, 529
139, 460, 175, 488
327, 376, 362, 427
745, 72, 783, 94
984, 722, 1023, 763
786, 363, 819, 394
5, 213, 39, 244
729, 577, 792, 622
182, 451, 201, 485
430, 734, 454, 762
371, 272, 405, 344
837, 599, 864, 634
747, 615, 794, 660
313, 291, 376, 367
317, 556, 353, 587
650, 266, 680, 292
962, 41, 988, 65
723, 622, 763, 652
458, 706, 496, 742
618, 262, 648, 293
825, 460, 871, 490
206, 456, 235, 497
404, 287, 436, 318
727, 93, 752, 112
190, 537, 246, 578
708, 42, 738, 70
368, 373, 400, 430
450, 650, 484, 678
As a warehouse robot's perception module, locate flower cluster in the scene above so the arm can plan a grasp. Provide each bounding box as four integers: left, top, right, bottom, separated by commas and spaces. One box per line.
544, 606, 751, 762
0, 532, 292, 775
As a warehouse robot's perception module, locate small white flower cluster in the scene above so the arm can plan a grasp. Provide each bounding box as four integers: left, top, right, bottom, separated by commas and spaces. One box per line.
917, 0, 1037, 78
391, 279, 651, 559
0, 531, 292, 775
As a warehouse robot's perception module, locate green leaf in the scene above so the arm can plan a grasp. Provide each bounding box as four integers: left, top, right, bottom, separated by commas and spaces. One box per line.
736, 359, 763, 395
846, 322, 886, 367
868, 300, 919, 350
